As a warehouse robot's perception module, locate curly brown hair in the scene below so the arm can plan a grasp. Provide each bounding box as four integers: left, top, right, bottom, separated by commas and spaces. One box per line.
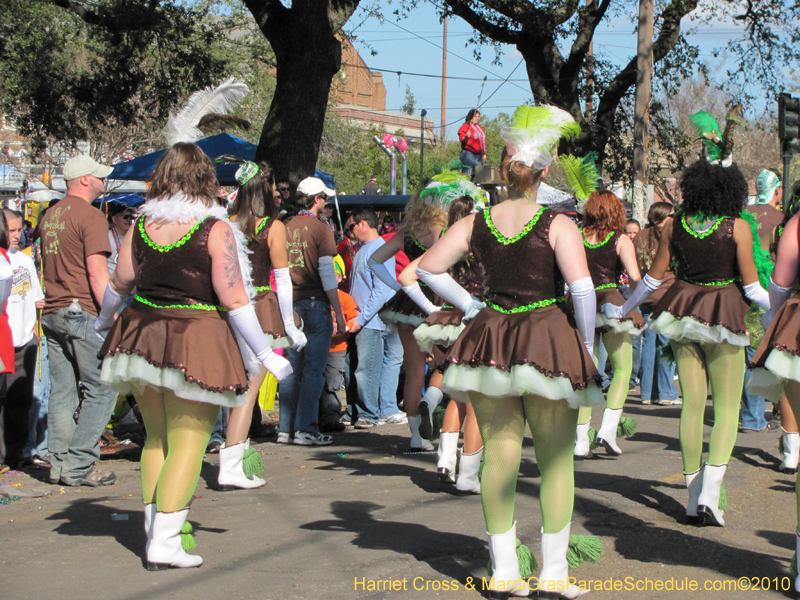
582, 190, 626, 240
147, 143, 219, 206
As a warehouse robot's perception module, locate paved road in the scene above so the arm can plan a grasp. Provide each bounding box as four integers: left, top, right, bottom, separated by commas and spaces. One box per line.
0, 396, 796, 600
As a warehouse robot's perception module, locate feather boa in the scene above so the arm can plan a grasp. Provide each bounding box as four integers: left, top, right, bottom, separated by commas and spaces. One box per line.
139, 195, 260, 375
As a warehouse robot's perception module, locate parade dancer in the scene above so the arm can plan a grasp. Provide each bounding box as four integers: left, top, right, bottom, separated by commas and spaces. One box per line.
367, 192, 448, 451
574, 190, 645, 458
605, 114, 770, 527
418, 105, 604, 598
95, 144, 292, 570
220, 161, 306, 490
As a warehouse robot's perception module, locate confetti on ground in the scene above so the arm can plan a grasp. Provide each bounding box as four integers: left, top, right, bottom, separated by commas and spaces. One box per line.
336, 454, 350, 458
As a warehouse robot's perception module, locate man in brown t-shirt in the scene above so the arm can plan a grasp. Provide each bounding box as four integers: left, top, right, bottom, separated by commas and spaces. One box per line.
39, 155, 118, 487
278, 177, 345, 446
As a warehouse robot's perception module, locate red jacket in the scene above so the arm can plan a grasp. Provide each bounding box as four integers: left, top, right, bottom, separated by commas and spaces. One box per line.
0, 249, 14, 374
458, 122, 486, 156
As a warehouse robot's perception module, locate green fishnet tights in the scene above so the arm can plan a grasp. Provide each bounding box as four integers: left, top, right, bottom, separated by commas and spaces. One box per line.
671, 341, 744, 473
470, 393, 578, 535
577, 330, 633, 424
138, 387, 219, 513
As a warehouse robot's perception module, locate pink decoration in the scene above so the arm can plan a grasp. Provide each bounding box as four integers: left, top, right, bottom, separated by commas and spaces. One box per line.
382, 134, 408, 153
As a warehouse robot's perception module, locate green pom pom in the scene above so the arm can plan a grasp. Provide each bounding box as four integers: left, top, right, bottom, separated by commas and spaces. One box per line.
791, 552, 797, 578
180, 521, 196, 551
617, 417, 637, 439
243, 447, 265, 478
430, 405, 446, 442
719, 480, 727, 511
567, 534, 604, 569
658, 343, 676, 367
478, 446, 486, 484
487, 538, 538, 578
588, 427, 598, 451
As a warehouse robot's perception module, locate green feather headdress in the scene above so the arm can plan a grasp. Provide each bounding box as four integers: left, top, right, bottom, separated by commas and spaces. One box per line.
419, 169, 490, 210
690, 106, 743, 167
560, 154, 600, 213
503, 105, 580, 170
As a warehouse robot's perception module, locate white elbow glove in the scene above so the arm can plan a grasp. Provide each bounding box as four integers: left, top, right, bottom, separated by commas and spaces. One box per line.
274, 268, 307, 350
94, 283, 124, 339
603, 274, 661, 320
368, 257, 402, 292
743, 281, 770, 312
402, 283, 440, 315
229, 304, 292, 382
318, 256, 338, 292
416, 267, 484, 321
569, 277, 596, 356
764, 277, 792, 327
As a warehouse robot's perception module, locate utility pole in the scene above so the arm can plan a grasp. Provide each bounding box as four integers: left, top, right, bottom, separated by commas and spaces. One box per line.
420, 109, 427, 186
632, 0, 653, 227
440, 9, 447, 143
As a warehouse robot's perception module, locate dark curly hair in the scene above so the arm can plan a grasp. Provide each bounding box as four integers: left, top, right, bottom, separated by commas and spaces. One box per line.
679, 160, 748, 218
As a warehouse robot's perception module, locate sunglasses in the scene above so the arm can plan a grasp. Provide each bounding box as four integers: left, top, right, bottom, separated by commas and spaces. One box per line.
122, 215, 135, 221
278, 186, 290, 191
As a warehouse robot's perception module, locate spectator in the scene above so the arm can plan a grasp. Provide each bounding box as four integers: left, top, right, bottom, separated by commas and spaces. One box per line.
319, 256, 359, 433
0, 212, 15, 472
348, 207, 405, 428
458, 109, 486, 176
379, 215, 398, 236
321, 201, 337, 235
0, 209, 44, 470
361, 176, 381, 195
107, 205, 136, 275
336, 222, 360, 293
625, 219, 641, 240
276, 179, 292, 204
279, 177, 346, 445
38, 155, 118, 487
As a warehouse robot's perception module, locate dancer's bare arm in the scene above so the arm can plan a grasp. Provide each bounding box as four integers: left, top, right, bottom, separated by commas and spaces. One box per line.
773, 214, 800, 288
368, 230, 404, 264
267, 219, 289, 269
209, 221, 250, 311
616, 234, 642, 286
550, 214, 591, 285
644, 220, 674, 280
733, 218, 761, 287
110, 222, 138, 296
418, 215, 474, 275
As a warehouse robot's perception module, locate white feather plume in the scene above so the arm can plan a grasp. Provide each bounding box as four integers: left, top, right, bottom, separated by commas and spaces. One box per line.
163, 77, 250, 146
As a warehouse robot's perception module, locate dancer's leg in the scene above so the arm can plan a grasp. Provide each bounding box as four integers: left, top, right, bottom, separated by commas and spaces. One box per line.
441, 399, 465, 432
226, 366, 267, 445
672, 341, 709, 473
603, 330, 633, 411
577, 406, 592, 425
137, 386, 168, 505
704, 342, 744, 466
784, 382, 800, 526
470, 393, 525, 534
156, 393, 219, 513
781, 397, 798, 433
523, 395, 578, 533
463, 403, 483, 454
399, 324, 427, 417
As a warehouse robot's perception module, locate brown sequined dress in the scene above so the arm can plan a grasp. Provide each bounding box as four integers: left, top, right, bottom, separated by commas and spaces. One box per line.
380, 234, 438, 327
440, 207, 604, 408
584, 231, 646, 335
99, 216, 249, 407
650, 215, 751, 346
249, 217, 292, 349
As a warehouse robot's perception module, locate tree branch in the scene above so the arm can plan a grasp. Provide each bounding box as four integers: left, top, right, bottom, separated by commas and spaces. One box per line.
560, 0, 612, 95
242, 0, 287, 33
46, 0, 102, 25
443, 0, 521, 45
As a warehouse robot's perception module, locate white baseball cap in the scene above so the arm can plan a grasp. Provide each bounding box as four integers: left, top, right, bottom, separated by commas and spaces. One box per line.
296, 177, 334, 197
63, 155, 114, 181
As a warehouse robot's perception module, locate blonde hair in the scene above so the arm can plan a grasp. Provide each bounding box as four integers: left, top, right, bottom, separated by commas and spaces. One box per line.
147, 143, 219, 206
401, 196, 448, 240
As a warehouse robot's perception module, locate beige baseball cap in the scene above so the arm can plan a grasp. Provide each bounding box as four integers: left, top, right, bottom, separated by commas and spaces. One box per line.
297, 177, 334, 197
63, 155, 114, 181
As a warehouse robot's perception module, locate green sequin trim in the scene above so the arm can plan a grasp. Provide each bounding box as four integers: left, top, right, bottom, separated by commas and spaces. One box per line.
595, 282, 618, 291
681, 214, 723, 239
139, 216, 209, 252
484, 207, 546, 245
442, 303, 454, 309
134, 295, 224, 311
254, 217, 270, 236
485, 295, 565, 314
254, 285, 272, 292
410, 235, 429, 252
684, 278, 737, 286
582, 230, 615, 248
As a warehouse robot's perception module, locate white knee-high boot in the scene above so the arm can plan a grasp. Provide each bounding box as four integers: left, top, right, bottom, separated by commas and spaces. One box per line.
781, 428, 800, 474
538, 523, 587, 598
456, 447, 483, 494
408, 415, 434, 451
218, 440, 266, 491
697, 463, 727, 527
574, 421, 592, 459
486, 522, 530, 598
146, 509, 203, 570
418, 387, 444, 440
144, 502, 156, 552
795, 531, 800, 594
437, 431, 459, 484
684, 468, 703, 524
595, 408, 623, 456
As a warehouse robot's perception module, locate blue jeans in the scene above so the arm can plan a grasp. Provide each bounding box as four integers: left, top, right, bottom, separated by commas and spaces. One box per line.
209, 407, 227, 445
740, 345, 767, 430
460, 150, 483, 176
23, 337, 50, 459
278, 298, 333, 436
630, 331, 642, 387
42, 307, 118, 479
639, 311, 678, 402
353, 328, 403, 423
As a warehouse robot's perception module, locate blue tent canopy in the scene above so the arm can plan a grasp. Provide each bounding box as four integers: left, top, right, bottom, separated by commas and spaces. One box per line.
108, 133, 335, 189
104, 193, 146, 207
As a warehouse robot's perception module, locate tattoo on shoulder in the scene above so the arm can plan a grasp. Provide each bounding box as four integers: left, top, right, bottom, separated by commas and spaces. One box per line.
222, 229, 241, 288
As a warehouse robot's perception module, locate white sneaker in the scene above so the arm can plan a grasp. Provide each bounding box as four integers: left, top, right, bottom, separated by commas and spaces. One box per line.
381, 412, 408, 425
276, 432, 292, 444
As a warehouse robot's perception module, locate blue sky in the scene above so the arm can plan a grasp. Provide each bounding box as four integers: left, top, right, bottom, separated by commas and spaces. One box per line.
344, 2, 775, 141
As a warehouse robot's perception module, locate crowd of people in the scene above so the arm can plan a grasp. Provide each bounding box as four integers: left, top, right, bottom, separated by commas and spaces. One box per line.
2, 103, 800, 596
